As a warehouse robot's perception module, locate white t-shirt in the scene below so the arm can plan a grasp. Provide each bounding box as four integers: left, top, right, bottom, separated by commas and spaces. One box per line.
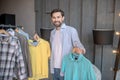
53, 30, 62, 68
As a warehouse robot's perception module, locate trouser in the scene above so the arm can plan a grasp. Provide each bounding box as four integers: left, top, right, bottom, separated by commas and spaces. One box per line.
52, 68, 64, 80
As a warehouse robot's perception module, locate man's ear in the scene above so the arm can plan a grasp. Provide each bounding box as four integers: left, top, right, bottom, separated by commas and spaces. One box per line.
62, 16, 65, 21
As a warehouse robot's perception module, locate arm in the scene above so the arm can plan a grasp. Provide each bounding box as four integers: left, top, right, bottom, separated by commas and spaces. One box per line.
71, 28, 86, 53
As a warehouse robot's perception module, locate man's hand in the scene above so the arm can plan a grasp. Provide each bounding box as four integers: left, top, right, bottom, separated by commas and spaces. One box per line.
72, 47, 84, 54
33, 33, 40, 41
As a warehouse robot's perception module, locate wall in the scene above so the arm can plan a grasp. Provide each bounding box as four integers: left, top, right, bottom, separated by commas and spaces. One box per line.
0, 0, 35, 36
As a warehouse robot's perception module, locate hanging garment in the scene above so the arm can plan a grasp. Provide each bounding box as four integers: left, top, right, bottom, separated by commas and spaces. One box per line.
116, 70, 120, 80
92, 65, 101, 80
17, 28, 30, 40
7, 28, 32, 77
28, 38, 50, 80
61, 53, 96, 80
0, 35, 27, 80
15, 32, 32, 77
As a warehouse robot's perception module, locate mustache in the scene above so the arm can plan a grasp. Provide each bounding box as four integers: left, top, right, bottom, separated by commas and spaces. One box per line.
54, 21, 60, 23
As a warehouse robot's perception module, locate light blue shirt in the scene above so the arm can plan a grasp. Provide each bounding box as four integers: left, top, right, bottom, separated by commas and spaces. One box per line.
61, 53, 96, 80
18, 28, 29, 40
50, 23, 85, 73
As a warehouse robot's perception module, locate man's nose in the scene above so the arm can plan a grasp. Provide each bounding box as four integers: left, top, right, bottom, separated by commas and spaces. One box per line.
54, 18, 59, 21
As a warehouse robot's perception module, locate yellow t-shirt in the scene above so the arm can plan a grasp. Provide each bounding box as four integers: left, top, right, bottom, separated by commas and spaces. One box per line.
28, 38, 50, 80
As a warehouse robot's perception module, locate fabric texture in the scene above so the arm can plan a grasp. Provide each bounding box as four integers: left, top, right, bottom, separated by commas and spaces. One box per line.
53, 30, 62, 68
18, 28, 29, 40
61, 53, 96, 80
28, 38, 50, 80
15, 32, 32, 77
0, 35, 27, 80
92, 65, 101, 80
7, 29, 32, 77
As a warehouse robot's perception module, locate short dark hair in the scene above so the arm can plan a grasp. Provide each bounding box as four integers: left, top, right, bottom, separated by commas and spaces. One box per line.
50, 9, 64, 17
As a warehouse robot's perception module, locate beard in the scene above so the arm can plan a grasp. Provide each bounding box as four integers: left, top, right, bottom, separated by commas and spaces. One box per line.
53, 21, 62, 27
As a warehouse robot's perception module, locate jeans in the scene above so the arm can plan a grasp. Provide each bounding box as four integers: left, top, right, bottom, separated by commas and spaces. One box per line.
52, 68, 64, 80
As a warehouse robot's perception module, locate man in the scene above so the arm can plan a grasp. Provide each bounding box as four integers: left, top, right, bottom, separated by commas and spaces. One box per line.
50, 9, 85, 80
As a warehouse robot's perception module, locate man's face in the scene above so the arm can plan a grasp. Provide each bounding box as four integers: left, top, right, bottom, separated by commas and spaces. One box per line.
51, 12, 64, 27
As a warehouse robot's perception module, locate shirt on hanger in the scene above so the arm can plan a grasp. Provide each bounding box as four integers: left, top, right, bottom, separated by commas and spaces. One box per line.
0, 35, 27, 80
15, 32, 32, 77
17, 28, 29, 40
28, 38, 50, 80
61, 53, 96, 80
7, 28, 32, 77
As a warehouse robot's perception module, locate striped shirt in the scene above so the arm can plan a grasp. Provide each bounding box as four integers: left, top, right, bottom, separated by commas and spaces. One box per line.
0, 35, 27, 80
50, 23, 85, 73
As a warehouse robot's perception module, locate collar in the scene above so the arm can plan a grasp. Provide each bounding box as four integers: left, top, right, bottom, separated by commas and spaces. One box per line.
28, 38, 45, 47
0, 35, 12, 43
53, 23, 67, 31
69, 53, 83, 62
6, 28, 15, 36
61, 23, 67, 29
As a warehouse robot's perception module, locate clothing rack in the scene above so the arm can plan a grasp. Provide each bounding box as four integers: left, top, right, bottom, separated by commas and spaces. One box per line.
0, 24, 16, 30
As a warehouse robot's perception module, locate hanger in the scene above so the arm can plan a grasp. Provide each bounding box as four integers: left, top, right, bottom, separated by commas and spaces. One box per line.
0, 29, 10, 36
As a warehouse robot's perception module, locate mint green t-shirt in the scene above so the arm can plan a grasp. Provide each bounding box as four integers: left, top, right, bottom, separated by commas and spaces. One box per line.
61, 53, 96, 80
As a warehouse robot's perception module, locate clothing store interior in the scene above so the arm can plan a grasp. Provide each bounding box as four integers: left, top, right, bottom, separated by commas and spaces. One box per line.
0, 0, 120, 80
